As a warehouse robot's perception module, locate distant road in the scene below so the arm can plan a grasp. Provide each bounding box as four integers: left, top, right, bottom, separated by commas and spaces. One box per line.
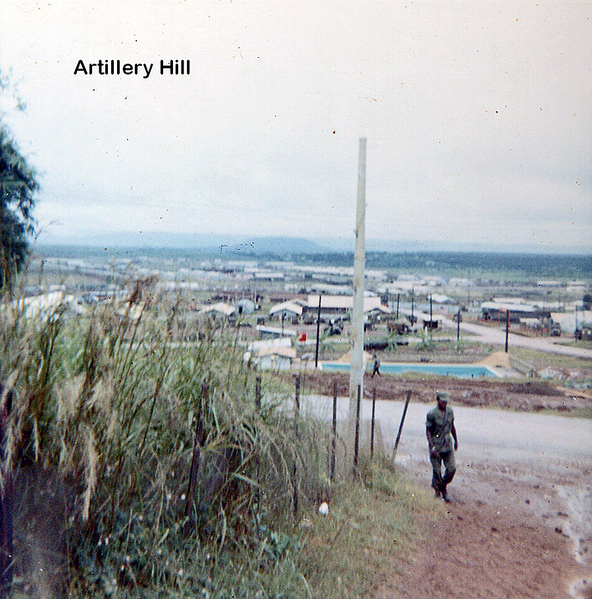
440, 317, 592, 359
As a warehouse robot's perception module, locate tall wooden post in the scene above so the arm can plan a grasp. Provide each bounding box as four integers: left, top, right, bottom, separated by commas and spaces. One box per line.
293, 376, 301, 516
429, 293, 433, 337
314, 294, 322, 368
255, 376, 261, 410
370, 387, 376, 458
349, 138, 367, 461
331, 381, 337, 482
392, 390, 412, 460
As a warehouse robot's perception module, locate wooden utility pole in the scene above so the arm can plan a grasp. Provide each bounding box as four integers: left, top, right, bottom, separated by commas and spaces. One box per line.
314, 294, 322, 368
349, 138, 367, 458
575, 305, 578, 338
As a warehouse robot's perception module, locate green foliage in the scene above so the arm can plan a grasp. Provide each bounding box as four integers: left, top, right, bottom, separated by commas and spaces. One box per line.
297, 458, 442, 599
0, 74, 39, 292
1, 290, 334, 597
416, 327, 435, 353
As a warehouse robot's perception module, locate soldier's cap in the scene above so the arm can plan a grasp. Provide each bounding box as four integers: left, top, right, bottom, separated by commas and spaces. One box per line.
436, 392, 450, 402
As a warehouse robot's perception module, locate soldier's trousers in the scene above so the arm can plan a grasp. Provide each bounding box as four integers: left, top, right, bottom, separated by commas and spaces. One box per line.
430, 449, 456, 493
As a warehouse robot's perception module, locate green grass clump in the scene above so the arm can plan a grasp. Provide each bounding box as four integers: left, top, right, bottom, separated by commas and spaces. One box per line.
0, 287, 330, 597
509, 347, 591, 373
297, 459, 442, 599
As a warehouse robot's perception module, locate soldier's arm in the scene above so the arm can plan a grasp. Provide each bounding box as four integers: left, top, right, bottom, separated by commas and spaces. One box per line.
451, 421, 458, 450
426, 427, 437, 455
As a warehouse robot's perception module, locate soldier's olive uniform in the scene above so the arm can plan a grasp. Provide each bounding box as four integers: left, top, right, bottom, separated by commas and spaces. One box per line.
426, 405, 456, 494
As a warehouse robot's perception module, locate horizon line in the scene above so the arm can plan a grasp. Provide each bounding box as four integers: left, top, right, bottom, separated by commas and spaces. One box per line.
31, 233, 592, 257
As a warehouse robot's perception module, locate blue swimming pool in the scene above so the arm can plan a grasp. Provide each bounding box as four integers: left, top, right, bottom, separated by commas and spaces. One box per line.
320, 362, 497, 378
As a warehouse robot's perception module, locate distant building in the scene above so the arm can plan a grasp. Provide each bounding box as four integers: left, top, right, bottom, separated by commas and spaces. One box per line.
481, 301, 550, 323
246, 336, 297, 370
199, 302, 235, 318
551, 310, 592, 334
430, 293, 455, 304
269, 301, 303, 321
305, 295, 384, 320
537, 280, 563, 288
256, 325, 297, 340
253, 271, 285, 281
235, 299, 255, 316
248, 346, 297, 370
4, 289, 88, 321
308, 283, 351, 295
567, 281, 588, 293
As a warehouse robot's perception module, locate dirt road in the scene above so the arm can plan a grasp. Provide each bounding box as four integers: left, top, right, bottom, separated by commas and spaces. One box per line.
441, 316, 592, 359
306, 396, 592, 599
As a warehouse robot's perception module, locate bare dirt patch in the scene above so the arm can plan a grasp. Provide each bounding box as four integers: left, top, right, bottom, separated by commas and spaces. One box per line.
369, 500, 584, 599
292, 370, 592, 414
367, 454, 592, 599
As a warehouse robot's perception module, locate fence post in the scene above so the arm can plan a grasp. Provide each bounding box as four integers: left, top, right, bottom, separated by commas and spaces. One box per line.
184, 383, 207, 533
254, 376, 262, 506
392, 389, 412, 461
370, 387, 376, 458
255, 375, 261, 410
293, 375, 301, 516
294, 375, 300, 426
331, 380, 337, 482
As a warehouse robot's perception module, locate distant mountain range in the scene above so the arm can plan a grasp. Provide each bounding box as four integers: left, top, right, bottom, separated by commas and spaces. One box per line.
34, 231, 590, 256
36, 233, 332, 254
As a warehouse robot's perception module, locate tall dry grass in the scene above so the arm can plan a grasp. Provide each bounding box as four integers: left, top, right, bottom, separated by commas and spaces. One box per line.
0, 284, 334, 597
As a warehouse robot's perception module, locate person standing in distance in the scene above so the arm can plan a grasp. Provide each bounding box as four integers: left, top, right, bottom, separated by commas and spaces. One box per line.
426, 391, 458, 502
371, 354, 381, 378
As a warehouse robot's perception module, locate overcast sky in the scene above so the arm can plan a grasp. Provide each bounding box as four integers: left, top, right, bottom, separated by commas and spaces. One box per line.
1, 1, 590, 253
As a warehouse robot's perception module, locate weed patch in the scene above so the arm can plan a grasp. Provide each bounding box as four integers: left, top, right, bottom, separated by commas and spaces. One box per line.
297, 459, 442, 599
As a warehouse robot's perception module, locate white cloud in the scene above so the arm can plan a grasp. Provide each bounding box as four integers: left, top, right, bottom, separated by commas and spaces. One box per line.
1, 0, 590, 252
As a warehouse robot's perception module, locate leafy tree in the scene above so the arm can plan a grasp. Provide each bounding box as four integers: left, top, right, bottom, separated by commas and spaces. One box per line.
1, 73, 39, 292
583, 293, 592, 311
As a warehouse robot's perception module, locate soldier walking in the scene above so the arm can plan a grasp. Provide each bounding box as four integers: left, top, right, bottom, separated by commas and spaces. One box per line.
426, 392, 458, 502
